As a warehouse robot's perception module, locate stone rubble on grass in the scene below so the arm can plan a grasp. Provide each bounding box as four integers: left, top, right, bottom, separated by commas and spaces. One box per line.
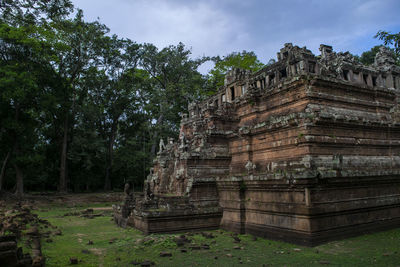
159, 251, 172, 257
0, 203, 62, 266
69, 257, 78, 264
0, 235, 32, 267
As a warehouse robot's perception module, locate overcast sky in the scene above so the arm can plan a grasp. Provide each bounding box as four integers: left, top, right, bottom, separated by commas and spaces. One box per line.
71, 0, 400, 71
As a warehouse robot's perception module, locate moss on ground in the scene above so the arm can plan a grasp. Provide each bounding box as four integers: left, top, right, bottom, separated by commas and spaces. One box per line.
32, 204, 400, 266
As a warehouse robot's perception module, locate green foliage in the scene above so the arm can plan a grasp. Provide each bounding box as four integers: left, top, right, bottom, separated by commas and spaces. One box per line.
375, 31, 400, 55
208, 50, 265, 88
0, 12, 63, 194
140, 42, 209, 150
375, 30, 400, 65
0, 0, 73, 26
359, 45, 383, 65
0, 1, 212, 193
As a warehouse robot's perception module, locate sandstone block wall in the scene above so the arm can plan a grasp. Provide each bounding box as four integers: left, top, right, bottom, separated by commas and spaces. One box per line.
133, 44, 400, 245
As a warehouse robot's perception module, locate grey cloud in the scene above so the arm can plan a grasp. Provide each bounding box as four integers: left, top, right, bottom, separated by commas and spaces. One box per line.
72, 0, 400, 66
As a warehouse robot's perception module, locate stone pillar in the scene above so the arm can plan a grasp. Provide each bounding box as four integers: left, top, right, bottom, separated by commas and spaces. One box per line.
352, 72, 361, 83
395, 76, 400, 90
290, 64, 296, 76
377, 74, 384, 87
314, 63, 320, 75
299, 61, 306, 75
348, 70, 354, 82
305, 188, 311, 207
386, 74, 394, 88
364, 73, 373, 87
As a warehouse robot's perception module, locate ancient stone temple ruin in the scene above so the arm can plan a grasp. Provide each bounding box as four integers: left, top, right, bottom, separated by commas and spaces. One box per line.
116, 44, 400, 246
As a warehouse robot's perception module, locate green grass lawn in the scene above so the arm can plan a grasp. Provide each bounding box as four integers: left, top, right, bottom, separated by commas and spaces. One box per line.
33, 204, 400, 267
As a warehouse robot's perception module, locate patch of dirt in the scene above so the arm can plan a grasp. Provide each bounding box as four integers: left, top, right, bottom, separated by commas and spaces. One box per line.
319, 241, 355, 255
67, 220, 86, 226
89, 248, 106, 267
75, 233, 87, 243
0, 192, 124, 206
89, 248, 105, 255
63, 208, 106, 218
92, 207, 112, 211
76, 233, 87, 237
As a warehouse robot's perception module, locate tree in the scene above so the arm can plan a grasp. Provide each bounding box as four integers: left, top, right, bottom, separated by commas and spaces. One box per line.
113, 111, 150, 190
43, 10, 110, 192
0, 0, 73, 27
0, 23, 59, 196
0, 0, 74, 198
359, 45, 383, 65
140, 43, 209, 154
81, 36, 143, 190
375, 30, 400, 65
0, 151, 10, 191
208, 51, 264, 89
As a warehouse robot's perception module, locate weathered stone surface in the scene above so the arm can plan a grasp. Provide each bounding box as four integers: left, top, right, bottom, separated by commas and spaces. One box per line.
113, 183, 136, 228
0, 235, 32, 267
126, 43, 400, 245
0, 241, 17, 251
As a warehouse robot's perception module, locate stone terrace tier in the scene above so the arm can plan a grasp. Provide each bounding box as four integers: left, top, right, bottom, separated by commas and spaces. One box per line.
130, 43, 400, 246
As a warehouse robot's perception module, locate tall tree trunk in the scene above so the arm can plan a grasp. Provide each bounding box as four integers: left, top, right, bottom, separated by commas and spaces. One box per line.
150, 114, 164, 155
14, 162, 24, 198
59, 116, 68, 192
12, 104, 23, 197
58, 75, 79, 193
85, 181, 90, 192
13, 141, 23, 197
0, 151, 11, 191
104, 123, 117, 191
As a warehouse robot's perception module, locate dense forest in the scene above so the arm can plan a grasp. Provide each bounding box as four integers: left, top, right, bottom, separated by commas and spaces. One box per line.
0, 0, 399, 196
